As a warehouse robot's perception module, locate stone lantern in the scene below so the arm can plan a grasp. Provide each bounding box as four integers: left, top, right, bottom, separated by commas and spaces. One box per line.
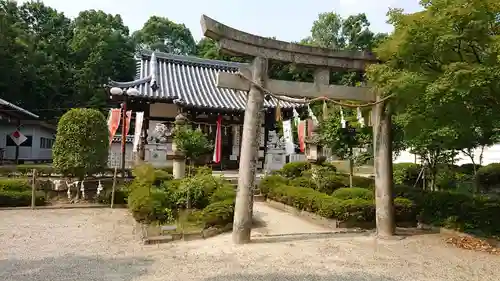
305, 134, 322, 163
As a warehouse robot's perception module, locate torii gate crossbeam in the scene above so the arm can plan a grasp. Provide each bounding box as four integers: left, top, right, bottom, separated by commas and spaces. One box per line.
200, 15, 395, 244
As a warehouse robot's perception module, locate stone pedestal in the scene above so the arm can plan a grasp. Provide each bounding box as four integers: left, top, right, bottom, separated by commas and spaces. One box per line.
264, 130, 286, 174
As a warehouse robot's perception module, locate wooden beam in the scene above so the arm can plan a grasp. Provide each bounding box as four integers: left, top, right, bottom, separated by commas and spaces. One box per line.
217, 72, 375, 102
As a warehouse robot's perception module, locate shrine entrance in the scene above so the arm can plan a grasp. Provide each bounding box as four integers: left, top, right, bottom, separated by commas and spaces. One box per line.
200, 15, 395, 244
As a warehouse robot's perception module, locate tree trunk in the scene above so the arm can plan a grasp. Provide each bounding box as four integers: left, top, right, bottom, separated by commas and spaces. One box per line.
232, 56, 267, 244
373, 99, 395, 238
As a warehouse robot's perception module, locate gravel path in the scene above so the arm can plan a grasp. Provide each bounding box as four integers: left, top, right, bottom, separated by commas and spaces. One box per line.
1, 207, 499, 281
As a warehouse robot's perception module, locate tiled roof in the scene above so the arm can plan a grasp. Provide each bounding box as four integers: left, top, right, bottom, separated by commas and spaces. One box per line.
0, 98, 39, 119
108, 50, 303, 111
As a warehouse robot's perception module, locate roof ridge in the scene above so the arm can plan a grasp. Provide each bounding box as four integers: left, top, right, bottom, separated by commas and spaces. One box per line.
139, 49, 249, 70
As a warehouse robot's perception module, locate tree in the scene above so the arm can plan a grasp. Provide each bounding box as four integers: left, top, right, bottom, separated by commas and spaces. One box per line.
366, 0, 500, 190
134, 16, 197, 55
174, 126, 213, 174
318, 109, 372, 186
53, 108, 109, 196
71, 10, 136, 109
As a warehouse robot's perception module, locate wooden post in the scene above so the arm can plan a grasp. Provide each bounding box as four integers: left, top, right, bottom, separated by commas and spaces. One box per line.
15, 119, 21, 165
121, 98, 128, 178
31, 169, 37, 209
110, 167, 118, 208
349, 147, 354, 188
373, 96, 395, 237
233, 56, 267, 244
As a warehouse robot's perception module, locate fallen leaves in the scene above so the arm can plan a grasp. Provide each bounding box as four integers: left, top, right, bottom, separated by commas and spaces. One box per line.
446, 235, 500, 255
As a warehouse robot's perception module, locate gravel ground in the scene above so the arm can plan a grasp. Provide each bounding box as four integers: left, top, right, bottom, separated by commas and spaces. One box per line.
1, 206, 499, 281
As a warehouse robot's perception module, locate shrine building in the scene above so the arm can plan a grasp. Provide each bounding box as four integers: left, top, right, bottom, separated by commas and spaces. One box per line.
108, 50, 305, 170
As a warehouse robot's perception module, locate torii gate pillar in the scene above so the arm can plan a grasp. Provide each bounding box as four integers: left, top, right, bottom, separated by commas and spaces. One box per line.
201, 15, 395, 243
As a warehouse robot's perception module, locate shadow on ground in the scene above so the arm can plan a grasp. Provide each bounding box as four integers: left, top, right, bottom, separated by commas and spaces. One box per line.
204, 273, 397, 281
0, 254, 154, 281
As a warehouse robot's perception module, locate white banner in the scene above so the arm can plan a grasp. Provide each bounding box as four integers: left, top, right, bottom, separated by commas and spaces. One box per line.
283, 120, 295, 155
132, 112, 144, 152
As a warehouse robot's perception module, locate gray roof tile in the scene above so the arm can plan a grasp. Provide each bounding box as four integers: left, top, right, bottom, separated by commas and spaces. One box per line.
109, 50, 303, 111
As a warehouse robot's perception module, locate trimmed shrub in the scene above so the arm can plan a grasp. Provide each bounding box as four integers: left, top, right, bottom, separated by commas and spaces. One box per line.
476, 163, 500, 191
53, 108, 109, 178
290, 177, 317, 189
394, 184, 500, 235
128, 186, 173, 224
0, 179, 31, 192
210, 184, 236, 204
0, 190, 45, 207
175, 175, 225, 209
394, 197, 417, 223
351, 176, 375, 189
259, 175, 288, 196
154, 169, 173, 185
332, 187, 374, 200
202, 199, 235, 227
279, 161, 311, 178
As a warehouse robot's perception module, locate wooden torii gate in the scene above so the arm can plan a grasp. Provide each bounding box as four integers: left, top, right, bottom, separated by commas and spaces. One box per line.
200, 15, 395, 244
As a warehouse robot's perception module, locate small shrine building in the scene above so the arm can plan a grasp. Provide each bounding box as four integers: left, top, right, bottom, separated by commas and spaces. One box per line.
108, 50, 305, 170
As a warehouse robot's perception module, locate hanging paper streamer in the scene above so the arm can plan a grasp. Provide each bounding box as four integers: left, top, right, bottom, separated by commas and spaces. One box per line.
356, 107, 365, 128
67, 181, 71, 199
80, 180, 85, 199
132, 112, 144, 152
97, 181, 103, 196
213, 115, 222, 163
322, 101, 328, 120
292, 108, 300, 127
124, 110, 132, 136
283, 120, 295, 155
107, 109, 121, 144
339, 107, 346, 128
307, 105, 318, 126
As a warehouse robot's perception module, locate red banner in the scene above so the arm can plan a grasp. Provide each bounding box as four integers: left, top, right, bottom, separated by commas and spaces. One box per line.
298, 121, 306, 153
212, 115, 222, 163
107, 109, 121, 144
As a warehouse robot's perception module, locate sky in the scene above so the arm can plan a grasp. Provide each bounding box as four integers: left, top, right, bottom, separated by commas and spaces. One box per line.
18, 0, 423, 42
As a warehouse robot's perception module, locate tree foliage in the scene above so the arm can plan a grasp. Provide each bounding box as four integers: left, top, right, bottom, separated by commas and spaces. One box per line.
367, 0, 500, 188
174, 126, 213, 161
53, 108, 109, 178
0, 1, 136, 120
134, 16, 197, 55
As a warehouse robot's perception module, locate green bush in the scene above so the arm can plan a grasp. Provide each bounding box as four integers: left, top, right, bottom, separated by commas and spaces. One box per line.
0, 190, 45, 207
351, 176, 375, 189
394, 184, 500, 235
289, 177, 317, 189
476, 163, 500, 192
128, 186, 173, 224
210, 184, 236, 204
313, 173, 346, 194
394, 197, 417, 223
202, 199, 235, 227
175, 175, 224, 209
259, 175, 289, 195
0, 179, 31, 192
393, 163, 422, 186
279, 161, 311, 178
154, 169, 173, 185
332, 187, 374, 200
53, 108, 109, 178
